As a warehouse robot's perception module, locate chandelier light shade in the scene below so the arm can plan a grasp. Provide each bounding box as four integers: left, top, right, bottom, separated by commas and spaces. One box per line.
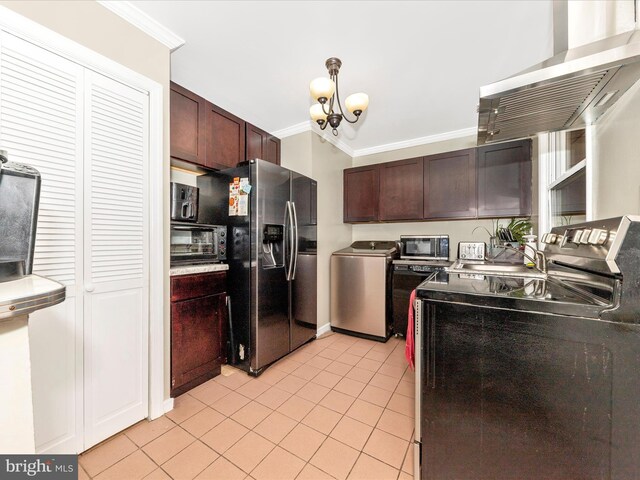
309, 57, 369, 136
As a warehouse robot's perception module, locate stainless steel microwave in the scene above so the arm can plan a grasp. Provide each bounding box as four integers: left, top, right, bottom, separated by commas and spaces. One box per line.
400, 235, 449, 261
170, 223, 226, 265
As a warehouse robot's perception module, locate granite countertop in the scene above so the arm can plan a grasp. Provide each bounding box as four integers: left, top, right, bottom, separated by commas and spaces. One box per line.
169, 263, 229, 276
0, 274, 66, 321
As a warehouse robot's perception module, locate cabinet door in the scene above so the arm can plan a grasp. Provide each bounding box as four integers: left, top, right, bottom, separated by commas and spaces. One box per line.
266, 135, 281, 165
206, 103, 245, 169
424, 149, 477, 219
477, 139, 532, 218
379, 157, 423, 221
343, 165, 380, 222
171, 293, 226, 397
246, 123, 268, 161
170, 82, 207, 166
83, 71, 149, 449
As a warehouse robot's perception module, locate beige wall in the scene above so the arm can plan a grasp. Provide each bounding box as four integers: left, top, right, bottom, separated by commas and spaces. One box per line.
281, 130, 313, 178
1, 0, 172, 398
593, 80, 640, 218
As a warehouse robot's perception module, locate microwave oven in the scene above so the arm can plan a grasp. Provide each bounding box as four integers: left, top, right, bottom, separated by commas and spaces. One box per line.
170, 223, 226, 265
400, 235, 449, 261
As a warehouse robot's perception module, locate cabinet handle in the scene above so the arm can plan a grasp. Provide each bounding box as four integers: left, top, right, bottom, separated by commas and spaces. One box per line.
85, 284, 95, 293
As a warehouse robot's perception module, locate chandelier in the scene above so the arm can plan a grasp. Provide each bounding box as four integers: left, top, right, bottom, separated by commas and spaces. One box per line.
309, 57, 369, 136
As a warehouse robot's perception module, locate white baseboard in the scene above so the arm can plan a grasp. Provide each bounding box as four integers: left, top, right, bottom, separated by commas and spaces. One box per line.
163, 398, 174, 414
316, 323, 332, 337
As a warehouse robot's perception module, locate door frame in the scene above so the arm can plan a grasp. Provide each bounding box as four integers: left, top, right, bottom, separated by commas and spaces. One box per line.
0, 6, 169, 420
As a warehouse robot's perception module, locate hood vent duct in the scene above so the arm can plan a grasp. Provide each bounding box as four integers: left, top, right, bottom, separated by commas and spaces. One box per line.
478, 29, 640, 145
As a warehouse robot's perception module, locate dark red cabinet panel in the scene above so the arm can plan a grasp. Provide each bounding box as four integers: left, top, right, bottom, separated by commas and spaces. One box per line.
206, 104, 245, 170
170, 82, 207, 166
246, 123, 281, 165
343, 165, 380, 222
379, 157, 423, 221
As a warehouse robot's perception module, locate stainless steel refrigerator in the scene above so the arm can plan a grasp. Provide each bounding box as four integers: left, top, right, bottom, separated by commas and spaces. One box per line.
198, 159, 317, 375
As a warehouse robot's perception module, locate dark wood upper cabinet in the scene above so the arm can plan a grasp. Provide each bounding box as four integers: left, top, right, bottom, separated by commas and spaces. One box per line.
477, 139, 532, 218
379, 157, 424, 221
170, 271, 227, 397
344, 165, 380, 222
246, 123, 281, 165
170, 82, 207, 166
423, 148, 477, 219
205, 103, 246, 170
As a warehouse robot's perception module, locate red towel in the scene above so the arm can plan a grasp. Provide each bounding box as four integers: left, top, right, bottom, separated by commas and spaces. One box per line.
405, 288, 416, 371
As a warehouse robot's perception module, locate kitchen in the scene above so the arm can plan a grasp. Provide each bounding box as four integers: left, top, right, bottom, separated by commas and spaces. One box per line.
0, 1, 639, 479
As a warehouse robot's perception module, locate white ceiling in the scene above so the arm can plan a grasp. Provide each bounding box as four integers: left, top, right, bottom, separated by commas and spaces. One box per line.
132, 1, 554, 154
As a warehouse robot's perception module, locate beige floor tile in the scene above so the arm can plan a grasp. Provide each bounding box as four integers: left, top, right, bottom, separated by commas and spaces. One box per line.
402, 442, 413, 474
253, 411, 297, 444
254, 386, 292, 409
335, 353, 360, 366
347, 453, 399, 480
296, 381, 331, 404
362, 429, 409, 469
223, 431, 275, 473
200, 418, 249, 454
346, 344, 372, 357
189, 380, 233, 405
306, 355, 333, 370
385, 353, 409, 368
386, 392, 414, 417
302, 341, 325, 355
334, 377, 367, 398
310, 438, 359, 480
394, 380, 414, 398
280, 423, 327, 461
317, 348, 339, 360
78, 466, 90, 480
162, 440, 219, 480
311, 371, 342, 389
378, 364, 406, 379
325, 343, 348, 354
272, 358, 302, 374
289, 349, 315, 364
368, 373, 400, 392
80, 434, 138, 477
319, 390, 356, 415
277, 394, 315, 421
296, 463, 336, 480
125, 416, 175, 447
256, 367, 288, 385
143, 468, 172, 479
329, 416, 373, 450
398, 472, 413, 480
166, 394, 207, 424
236, 379, 271, 400
251, 446, 305, 480
195, 456, 246, 480
94, 450, 156, 480
401, 369, 415, 384
231, 401, 273, 429
211, 390, 251, 416
275, 374, 308, 394
301, 404, 342, 435
214, 371, 252, 390
291, 363, 323, 381
345, 399, 384, 427
324, 361, 352, 376
142, 426, 195, 465
364, 350, 390, 362
376, 409, 414, 441
181, 407, 226, 438
345, 367, 375, 384
355, 358, 382, 372
358, 385, 393, 408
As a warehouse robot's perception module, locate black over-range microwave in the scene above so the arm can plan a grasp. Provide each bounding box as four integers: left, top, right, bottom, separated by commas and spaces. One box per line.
400, 235, 449, 261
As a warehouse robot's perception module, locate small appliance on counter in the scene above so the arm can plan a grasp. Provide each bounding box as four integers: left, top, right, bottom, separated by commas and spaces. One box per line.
392, 235, 450, 337
170, 182, 199, 222
170, 223, 227, 265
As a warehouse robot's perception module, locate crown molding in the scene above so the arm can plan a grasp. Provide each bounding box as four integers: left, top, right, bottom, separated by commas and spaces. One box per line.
97, 1, 185, 51
310, 123, 356, 157
272, 121, 311, 139
351, 126, 477, 158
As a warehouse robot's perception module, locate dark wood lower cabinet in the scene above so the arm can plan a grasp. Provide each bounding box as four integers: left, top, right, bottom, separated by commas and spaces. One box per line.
171, 272, 227, 397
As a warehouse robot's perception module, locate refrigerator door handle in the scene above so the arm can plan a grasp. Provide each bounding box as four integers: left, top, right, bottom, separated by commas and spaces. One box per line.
285, 201, 295, 281
291, 201, 299, 280
284, 201, 291, 281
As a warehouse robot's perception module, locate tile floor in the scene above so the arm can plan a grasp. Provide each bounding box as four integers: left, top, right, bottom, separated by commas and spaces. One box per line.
78, 332, 415, 480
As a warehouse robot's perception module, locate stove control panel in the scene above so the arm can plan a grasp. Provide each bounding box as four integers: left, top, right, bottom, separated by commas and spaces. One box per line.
542, 228, 610, 247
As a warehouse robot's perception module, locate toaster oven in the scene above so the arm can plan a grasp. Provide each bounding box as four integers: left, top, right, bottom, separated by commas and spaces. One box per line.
170, 223, 226, 265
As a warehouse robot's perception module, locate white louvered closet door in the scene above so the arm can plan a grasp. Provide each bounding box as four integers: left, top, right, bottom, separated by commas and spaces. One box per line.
82, 70, 149, 448
0, 31, 84, 454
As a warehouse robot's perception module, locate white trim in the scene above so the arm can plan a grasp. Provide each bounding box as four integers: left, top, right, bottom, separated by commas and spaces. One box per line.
548, 159, 586, 189
272, 121, 312, 139
316, 322, 332, 337
538, 134, 551, 235
352, 126, 477, 158
311, 123, 356, 157
0, 3, 167, 427
585, 124, 596, 220
97, 1, 185, 52
163, 398, 174, 414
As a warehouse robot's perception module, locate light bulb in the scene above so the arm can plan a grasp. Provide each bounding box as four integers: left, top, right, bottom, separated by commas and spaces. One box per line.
309, 77, 336, 103
345, 92, 369, 114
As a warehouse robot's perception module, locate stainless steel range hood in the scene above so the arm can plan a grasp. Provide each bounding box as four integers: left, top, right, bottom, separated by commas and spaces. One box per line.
477, 28, 640, 145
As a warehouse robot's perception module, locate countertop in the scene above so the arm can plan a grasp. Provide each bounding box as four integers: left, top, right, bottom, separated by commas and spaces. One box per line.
169, 263, 229, 276
0, 274, 66, 321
